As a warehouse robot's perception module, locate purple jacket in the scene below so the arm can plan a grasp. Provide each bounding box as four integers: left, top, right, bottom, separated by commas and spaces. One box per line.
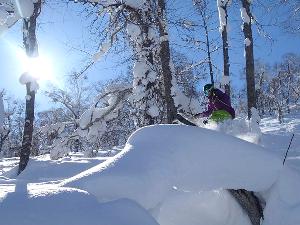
198, 88, 235, 118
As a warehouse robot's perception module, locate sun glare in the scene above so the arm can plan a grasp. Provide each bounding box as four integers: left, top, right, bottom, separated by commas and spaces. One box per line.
26, 56, 54, 81
13, 45, 55, 83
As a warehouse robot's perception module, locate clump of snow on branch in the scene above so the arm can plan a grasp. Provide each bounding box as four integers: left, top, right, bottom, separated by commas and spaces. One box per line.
90, 0, 146, 9
19, 72, 39, 93
25, 95, 31, 101
14, 0, 34, 18
181, 20, 194, 29
250, 107, 261, 135
50, 138, 71, 160
176, 93, 204, 115
124, 0, 147, 9
240, 7, 251, 24
169, 60, 203, 116
93, 42, 111, 62
221, 75, 230, 85
78, 83, 131, 141
40, 122, 68, 159
217, 0, 231, 32
0, 0, 36, 35
244, 38, 251, 46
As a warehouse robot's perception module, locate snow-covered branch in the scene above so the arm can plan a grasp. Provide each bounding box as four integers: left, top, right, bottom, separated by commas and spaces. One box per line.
79, 84, 132, 131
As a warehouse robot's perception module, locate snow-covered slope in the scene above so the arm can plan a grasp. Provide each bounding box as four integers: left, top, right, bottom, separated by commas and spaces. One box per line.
0, 122, 300, 225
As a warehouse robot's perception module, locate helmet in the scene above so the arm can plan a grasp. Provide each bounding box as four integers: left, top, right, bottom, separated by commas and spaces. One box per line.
203, 84, 213, 96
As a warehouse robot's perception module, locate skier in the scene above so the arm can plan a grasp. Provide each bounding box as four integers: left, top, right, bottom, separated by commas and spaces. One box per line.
196, 83, 235, 123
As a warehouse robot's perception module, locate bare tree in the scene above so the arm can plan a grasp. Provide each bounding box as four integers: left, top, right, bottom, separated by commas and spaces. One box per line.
193, 0, 216, 85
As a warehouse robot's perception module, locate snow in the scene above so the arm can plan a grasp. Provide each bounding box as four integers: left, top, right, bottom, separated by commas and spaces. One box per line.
14, 0, 34, 18
1, 116, 300, 225
173, 90, 205, 115
147, 105, 159, 117
0, 1, 20, 35
240, 7, 251, 24
244, 37, 251, 46
250, 108, 261, 135
124, 0, 146, 9
19, 72, 39, 92
221, 75, 230, 85
157, 190, 251, 225
217, 5, 227, 32
93, 42, 111, 62
217, 0, 231, 32
0, 7, 9, 25
25, 95, 31, 101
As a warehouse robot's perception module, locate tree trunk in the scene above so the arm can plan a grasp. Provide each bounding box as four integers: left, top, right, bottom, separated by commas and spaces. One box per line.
229, 189, 264, 225
220, 5, 231, 97
18, 84, 36, 174
241, 0, 256, 119
204, 20, 214, 85
157, 0, 177, 123
129, 2, 165, 127
18, 0, 41, 175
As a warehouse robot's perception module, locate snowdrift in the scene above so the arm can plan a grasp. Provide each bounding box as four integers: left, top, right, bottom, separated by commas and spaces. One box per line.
1, 124, 300, 225
60, 125, 300, 225
62, 125, 282, 204
0, 184, 159, 225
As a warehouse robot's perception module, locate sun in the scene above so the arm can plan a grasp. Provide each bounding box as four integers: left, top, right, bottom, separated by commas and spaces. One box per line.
22, 55, 54, 81
14, 46, 55, 82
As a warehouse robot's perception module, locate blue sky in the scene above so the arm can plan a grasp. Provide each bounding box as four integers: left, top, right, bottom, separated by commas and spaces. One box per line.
0, 1, 299, 111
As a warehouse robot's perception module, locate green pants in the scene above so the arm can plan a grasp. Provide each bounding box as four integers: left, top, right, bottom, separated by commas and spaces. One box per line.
210, 110, 232, 123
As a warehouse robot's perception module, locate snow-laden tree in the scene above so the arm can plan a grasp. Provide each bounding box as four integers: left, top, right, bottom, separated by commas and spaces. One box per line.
127, 10, 165, 126
44, 81, 132, 160
0, 94, 36, 157
0, 91, 4, 129
73, 0, 181, 126
44, 74, 94, 152
0, 91, 8, 155
172, 52, 206, 116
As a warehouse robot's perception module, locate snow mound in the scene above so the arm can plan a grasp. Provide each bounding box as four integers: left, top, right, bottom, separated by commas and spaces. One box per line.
62, 125, 282, 211
1, 124, 300, 225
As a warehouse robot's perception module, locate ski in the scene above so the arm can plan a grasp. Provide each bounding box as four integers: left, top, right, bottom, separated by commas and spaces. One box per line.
175, 114, 197, 126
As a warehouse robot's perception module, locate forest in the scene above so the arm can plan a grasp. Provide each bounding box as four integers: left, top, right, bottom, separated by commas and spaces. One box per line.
0, 1, 300, 225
